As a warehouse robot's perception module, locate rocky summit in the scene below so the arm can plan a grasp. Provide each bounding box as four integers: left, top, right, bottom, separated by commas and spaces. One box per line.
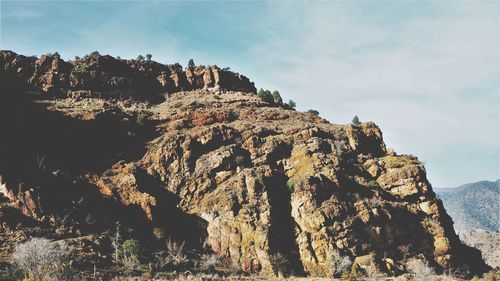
0, 51, 490, 278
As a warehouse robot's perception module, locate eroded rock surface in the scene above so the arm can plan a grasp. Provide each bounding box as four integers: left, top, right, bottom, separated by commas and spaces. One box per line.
0, 51, 489, 277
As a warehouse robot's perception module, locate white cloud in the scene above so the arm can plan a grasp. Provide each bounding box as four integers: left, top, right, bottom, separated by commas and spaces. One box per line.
247, 1, 499, 186
1, 6, 42, 19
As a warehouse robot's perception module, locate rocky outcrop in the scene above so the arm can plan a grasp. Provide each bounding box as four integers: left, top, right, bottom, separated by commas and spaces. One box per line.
0, 52, 489, 277
0, 50, 256, 101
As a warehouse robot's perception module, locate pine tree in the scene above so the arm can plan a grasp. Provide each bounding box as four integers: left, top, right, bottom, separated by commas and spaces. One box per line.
272, 90, 283, 104
307, 109, 319, 116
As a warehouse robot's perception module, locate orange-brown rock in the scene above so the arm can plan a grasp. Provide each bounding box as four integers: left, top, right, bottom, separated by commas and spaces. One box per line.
0, 50, 256, 101
0, 52, 489, 277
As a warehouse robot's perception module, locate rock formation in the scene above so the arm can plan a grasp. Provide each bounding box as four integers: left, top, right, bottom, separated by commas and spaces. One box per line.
0, 50, 255, 101
0, 50, 489, 277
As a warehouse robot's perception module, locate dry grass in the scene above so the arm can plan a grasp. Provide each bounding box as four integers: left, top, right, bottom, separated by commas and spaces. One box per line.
380, 155, 421, 170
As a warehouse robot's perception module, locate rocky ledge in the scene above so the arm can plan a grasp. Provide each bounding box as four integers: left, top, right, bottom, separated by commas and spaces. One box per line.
0, 51, 489, 278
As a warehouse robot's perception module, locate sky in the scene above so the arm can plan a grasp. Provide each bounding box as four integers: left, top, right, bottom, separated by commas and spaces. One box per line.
1, 0, 499, 187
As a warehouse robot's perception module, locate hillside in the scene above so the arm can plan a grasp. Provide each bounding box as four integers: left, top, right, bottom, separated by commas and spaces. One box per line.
460, 230, 500, 269
436, 180, 500, 234
0, 50, 490, 279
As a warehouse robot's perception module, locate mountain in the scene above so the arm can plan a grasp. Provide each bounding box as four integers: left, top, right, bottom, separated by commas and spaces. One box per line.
0, 51, 489, 278
460, 230, 500, 269
436, 180, 500, 234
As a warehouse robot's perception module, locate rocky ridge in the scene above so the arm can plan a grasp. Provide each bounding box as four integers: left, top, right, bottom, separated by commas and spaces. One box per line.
0, 51, 489, 278
0, 50, 255, 101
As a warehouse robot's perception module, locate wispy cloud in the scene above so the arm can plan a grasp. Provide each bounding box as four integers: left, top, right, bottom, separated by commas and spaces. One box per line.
246, 1, 499, 186
2, 6, 42, 20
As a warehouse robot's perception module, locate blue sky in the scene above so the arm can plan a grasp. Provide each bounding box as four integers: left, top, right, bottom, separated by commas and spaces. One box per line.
1, 0, 499, 187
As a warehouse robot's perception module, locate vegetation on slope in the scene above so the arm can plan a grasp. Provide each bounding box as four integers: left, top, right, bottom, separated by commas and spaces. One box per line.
436, 180, 499, 234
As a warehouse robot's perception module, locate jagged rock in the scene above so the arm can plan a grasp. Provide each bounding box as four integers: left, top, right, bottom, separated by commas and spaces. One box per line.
0, 50, 256, 101
0, 51, 490, 277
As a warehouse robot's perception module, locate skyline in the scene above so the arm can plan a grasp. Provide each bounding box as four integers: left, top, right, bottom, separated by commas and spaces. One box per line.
1, 0, 499, 187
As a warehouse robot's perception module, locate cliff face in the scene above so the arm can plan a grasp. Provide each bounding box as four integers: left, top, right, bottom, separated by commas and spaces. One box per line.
0, 51, 488, 277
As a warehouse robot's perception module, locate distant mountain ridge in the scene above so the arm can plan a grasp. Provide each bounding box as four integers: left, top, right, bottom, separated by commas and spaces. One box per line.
436, 180, 500, 234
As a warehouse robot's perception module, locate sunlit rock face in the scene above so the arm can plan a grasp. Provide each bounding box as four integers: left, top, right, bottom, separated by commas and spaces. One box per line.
0, 50, 489, 277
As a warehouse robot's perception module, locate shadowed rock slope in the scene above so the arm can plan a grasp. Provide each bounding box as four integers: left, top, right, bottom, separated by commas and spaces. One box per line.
0, 51, 489, 277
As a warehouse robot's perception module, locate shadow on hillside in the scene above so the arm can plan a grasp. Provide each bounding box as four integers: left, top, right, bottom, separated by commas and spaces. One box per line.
134, 169, 208, 248
265, 173, 305, 276
0, 71, 159, 235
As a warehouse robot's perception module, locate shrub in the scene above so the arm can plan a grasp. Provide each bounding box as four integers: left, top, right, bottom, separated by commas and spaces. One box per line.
173, 63, 183, 72
216, 256, 241, 275
165, 239, 187, 265
307, 109, 319, 116
34, 154, 47, 170
481, 270, 500, 281
135, 114, 145, 125
406, 259, 434, 281
112, 222, 122, 264
85, 213, 96, 226
286, 178, 295, 192
270, 252, 290, 276
0, 266, 24, 281
53, 52, 61, 59
153, 227, 167, 241
287, 99, 296, 109
398, 244, 411, 259
122, 239, 140, 258
257, 89, 274, 103
199, 254, 218, 273
74, 56, 80, 60
71, 65, 87, 75
122, 254, 140, 273
352, 115, 361, 125
12, 237, 67, 281
179, 104, 189, 112
366, 180, 380, 188
235, 155, 246, 169
136, 55, 145, 61
188, 59, 195, 68
269, 253, 290, 275
331, 249, 352, 277
145, 54, 152, 61
272, 90, 283, 104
